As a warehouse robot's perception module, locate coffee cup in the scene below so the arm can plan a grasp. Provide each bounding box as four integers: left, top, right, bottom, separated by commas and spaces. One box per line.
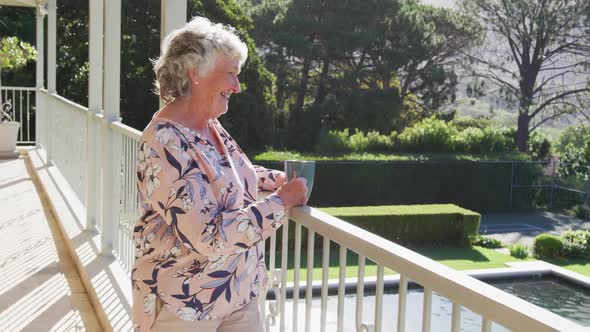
284, 160, 315, 200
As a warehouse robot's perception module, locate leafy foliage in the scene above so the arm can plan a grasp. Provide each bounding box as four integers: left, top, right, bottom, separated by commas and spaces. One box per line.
556, 125, 590, 153
0, 36, 36, 71
472, 235, 504, 249
562, 230, 590, 258
509, 244, 529, 258
0, 36, 36, 123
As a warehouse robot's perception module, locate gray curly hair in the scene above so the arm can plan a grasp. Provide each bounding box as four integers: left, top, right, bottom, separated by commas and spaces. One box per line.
152, 16, 248, 104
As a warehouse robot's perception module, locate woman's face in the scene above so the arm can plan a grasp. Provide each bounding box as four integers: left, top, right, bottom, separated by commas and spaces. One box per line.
192, 54, 242, 119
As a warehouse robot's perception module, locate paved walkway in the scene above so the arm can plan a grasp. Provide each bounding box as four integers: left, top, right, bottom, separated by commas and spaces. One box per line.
481, 212, 590, 246
0, 153, 102, 331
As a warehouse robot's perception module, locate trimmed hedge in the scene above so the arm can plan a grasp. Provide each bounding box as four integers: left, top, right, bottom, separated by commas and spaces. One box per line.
320, 204, 480, 246
257, 160, 527, 212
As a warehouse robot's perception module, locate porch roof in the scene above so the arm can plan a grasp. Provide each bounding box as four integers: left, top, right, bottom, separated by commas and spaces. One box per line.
0, 0, 43, 8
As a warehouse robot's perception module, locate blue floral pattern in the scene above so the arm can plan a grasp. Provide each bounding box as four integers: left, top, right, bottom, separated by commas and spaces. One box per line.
132, 118, 285, 331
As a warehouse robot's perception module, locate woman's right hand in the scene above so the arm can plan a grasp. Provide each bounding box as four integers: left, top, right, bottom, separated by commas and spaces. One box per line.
276, 177, 308, 209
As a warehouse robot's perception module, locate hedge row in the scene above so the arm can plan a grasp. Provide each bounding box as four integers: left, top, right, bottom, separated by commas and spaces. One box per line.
258, 160, 547, 212
321, 204, 480, 246
269, 204, 480, 249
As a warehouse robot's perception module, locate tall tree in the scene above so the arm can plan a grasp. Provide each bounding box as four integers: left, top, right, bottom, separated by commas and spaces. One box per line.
363, 2, 481, 118
460, 0, 590, 151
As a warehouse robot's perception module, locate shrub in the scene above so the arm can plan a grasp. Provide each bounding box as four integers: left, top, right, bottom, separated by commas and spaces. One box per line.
451, 117, 493, 131
365, 130, 393, 152
397, 116, 457, 152
472, 235, 504, 248
316, 128, 351, 153
568, 204, 590, 220
509, 244, 530, 258
561, 230, 590, 258
315, 129, 393, 153
556, 124, 590, 153
533, 234, 564, 258
453, 127, 513, 154
528, 131, 552, 160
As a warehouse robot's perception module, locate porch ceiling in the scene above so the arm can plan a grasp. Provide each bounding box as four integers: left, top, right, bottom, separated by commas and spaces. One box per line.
0, 0, 43, 8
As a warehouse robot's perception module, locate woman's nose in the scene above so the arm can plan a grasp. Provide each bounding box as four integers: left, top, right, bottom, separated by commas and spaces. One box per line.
232, 76, 241, 93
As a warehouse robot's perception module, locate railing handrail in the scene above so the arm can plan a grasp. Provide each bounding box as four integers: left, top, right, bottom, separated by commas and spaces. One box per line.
289, 206, 585, 332
0, 86, 37, 91
43, 90, 89, 115
111, 121, 142, 141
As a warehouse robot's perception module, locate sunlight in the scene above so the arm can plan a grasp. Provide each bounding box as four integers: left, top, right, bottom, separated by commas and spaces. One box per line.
0, 273, 68, 331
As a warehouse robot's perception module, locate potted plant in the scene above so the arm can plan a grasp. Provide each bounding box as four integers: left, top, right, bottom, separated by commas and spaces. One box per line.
0, 36, 36, 158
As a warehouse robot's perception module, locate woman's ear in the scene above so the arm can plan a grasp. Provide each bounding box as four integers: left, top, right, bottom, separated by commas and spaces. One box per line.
187, 68, 199, 85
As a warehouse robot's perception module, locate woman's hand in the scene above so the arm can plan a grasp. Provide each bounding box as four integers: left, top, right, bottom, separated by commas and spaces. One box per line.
275, 172, 286, 187
276, 177, 308, 209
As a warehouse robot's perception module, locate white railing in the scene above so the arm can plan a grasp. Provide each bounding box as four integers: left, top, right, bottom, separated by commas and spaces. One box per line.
262, 208, 585, 332
37, 91, 586, 332
111, 121, 142, 273
2, 86, 36, 145
40, 90, 88, 205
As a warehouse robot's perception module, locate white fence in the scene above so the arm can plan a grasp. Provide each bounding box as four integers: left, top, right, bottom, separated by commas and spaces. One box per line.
35, 90, 585, 332
2, 86, 36, 145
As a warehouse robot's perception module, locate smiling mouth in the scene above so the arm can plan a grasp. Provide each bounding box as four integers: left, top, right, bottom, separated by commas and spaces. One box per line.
221, 92, 231, 100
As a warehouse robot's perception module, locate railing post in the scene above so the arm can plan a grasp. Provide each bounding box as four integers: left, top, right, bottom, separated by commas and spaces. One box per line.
86, 0, 104, 230
100, 0, 122, 255
550, 159, 556, 209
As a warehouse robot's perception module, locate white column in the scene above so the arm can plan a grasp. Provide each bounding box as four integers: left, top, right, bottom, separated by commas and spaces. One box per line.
35, 6, 45, 150
45, 0, 56, 162
160, 0, 187, 44
47, 0, 56, 93
100, 0, 122, 255
86, 0, 104, 230
35, 8, 45, 90
160, 0, 187, 108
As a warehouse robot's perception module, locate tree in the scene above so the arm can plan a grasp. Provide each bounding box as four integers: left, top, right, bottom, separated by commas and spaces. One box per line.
460, 0, 590, 151
0, 36, 37, 113
358, 1, 481, 121
0, 6, 36, 87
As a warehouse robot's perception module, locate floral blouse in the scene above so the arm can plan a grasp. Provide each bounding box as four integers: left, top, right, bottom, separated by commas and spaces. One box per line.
132, 117, 285, 331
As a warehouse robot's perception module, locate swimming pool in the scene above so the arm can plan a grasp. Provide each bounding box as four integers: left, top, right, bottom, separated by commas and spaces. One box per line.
270, 273, 590, 332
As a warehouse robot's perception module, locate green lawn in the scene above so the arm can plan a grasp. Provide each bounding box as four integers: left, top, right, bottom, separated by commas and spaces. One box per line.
267, 246, 533, 283
268, 245, 590, 283
544, 258, 590, 277
252, 150, 529, 162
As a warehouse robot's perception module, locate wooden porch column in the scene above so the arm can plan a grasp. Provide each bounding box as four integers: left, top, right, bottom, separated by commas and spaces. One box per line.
100, 0, 122, 255
86, 0, 104, 230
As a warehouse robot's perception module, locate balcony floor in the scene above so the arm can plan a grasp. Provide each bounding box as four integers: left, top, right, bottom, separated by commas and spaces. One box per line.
0, 152, 102, 331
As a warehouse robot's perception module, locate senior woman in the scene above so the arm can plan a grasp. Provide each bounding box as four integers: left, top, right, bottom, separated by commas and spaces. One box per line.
132, 17, 308, 331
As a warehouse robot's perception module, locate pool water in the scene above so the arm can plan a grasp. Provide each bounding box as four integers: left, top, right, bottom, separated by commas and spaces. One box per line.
275, 276, 590, 332
491, 276, 590, 326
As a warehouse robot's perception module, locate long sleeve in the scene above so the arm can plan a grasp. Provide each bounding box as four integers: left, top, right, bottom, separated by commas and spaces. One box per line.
137, 130, 285, 257
254, 165, 285, 192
